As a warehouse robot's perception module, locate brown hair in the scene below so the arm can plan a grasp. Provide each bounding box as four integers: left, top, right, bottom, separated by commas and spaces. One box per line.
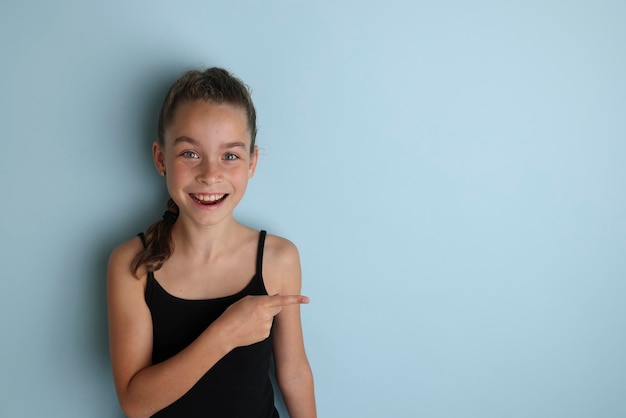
131, 67, 257, 276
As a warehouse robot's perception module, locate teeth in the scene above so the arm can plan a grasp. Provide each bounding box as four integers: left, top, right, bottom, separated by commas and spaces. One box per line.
193, 194, 225, 202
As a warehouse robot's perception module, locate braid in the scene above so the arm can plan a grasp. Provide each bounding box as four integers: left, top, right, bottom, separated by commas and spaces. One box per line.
131, 198, 179, 277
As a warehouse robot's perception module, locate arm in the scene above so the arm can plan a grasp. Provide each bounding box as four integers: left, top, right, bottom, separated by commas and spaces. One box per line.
266, 238, 317, 418
107, 238, 230, 417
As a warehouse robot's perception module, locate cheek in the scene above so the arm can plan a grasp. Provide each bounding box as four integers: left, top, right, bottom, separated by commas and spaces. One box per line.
164, 167, 188, 190
229, 172, 249, 187
224, 164, 249, 178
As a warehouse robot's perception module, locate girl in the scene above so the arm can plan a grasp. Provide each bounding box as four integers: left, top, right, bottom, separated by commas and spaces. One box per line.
107, 68, 316, 418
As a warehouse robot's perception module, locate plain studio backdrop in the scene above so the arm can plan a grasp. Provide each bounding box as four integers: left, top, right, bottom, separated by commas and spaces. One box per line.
1, 1, 624, 417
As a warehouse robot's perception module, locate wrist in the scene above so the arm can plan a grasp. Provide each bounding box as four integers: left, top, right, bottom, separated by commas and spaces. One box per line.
205, 318, 233, 356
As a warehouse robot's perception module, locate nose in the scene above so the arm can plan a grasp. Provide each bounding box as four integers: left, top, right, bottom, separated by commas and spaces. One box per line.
196, 158, 223, 185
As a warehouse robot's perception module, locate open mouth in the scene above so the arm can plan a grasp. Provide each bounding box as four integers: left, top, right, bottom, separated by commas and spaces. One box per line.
190, 193, 228, 206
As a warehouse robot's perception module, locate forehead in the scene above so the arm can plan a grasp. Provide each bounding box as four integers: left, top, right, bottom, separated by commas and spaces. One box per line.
165, 100, 250, 146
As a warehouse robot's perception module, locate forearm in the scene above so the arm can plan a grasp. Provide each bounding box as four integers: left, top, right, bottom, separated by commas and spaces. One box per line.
118, 325, 231, 418
279, 365, 317, 418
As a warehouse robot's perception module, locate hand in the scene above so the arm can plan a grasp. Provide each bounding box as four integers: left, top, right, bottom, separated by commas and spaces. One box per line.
216, 294, 309, 350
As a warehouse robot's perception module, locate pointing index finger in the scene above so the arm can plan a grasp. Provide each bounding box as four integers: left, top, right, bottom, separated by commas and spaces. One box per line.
268, 294, 310, 307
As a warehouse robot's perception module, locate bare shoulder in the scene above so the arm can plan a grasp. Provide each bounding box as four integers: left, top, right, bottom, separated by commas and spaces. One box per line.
262, 233, 302, 295
107, 237, 145, 290
263, 233, 300, 272
108, 236, 145, 278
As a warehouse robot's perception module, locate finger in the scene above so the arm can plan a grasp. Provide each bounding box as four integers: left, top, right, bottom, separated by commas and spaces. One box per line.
267, 294, 309, 307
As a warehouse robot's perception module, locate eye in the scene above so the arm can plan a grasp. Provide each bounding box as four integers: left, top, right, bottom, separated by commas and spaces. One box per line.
181, 151, 199, 159
224, 153, 239, 161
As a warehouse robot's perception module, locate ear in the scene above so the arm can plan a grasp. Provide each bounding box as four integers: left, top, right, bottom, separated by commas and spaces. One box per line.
248, 146, 259, 179
152, 141, 166, 175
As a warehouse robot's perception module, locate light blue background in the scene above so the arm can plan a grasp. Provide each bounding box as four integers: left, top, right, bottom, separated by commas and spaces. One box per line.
1, 1, 625, 417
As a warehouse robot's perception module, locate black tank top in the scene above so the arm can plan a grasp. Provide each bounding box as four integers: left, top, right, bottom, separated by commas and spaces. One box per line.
140, 230, 279, 417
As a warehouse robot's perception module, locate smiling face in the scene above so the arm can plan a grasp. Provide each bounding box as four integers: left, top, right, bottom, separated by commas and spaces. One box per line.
153, 100, 258, 227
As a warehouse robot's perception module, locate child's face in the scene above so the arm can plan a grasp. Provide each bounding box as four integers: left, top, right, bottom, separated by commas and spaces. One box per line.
153, 100, 258, 226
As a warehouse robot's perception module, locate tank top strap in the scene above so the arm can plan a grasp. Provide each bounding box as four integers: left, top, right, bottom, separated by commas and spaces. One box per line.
256, 230, 267, 276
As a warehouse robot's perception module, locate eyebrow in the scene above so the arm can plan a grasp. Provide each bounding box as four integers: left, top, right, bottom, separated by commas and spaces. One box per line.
173, 136, 199, 146
172, 137, 247, 149
223, 141, 247, 149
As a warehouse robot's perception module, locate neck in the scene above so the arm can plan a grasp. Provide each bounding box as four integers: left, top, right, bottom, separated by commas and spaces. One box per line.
170, 216, 242, 260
